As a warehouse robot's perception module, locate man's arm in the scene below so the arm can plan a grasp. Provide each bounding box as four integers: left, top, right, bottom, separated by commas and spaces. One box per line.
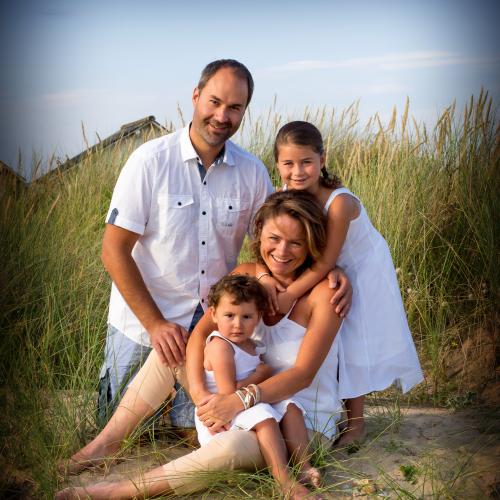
102, 224, 188, 366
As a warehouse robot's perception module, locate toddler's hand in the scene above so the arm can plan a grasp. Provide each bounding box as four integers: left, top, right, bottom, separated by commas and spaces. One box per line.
254, 362, 273, 382
259, 274, 286, 315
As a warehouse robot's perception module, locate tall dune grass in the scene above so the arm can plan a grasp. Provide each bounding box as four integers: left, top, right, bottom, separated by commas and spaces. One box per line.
0, 92, 498, 497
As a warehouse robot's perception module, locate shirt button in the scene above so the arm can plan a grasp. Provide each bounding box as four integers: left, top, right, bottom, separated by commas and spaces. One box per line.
201, 298, 205, 303
203, 181, 207, 185
228, 205, 233, 210
201, 270, 205, 274
201, 241, 205, 245
177, 201, 182, 206
202, 210, 206, 215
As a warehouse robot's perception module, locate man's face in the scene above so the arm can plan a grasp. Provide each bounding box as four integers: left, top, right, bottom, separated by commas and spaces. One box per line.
190, 67, 248, 150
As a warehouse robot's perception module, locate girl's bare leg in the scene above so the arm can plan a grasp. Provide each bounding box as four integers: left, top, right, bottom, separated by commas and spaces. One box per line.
59, 389, 156, 475
254, 419, 311, 499
280, 404, 320, 488
55, 463, 174, 499
337, 395, 366, 447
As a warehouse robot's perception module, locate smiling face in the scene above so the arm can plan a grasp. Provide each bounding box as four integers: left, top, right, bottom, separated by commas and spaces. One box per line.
276, 143, 325, 193
210, 294, 261, 344
190, 67, 248, 151
260, 214, 308, 284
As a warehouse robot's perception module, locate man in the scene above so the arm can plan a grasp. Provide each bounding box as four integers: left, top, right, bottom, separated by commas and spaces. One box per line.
97, 59, 351, 429
97, 59, 274, 427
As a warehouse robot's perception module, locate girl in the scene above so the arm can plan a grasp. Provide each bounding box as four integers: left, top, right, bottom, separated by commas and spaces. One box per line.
259, 121, 423, 448
197, 274, 321, 498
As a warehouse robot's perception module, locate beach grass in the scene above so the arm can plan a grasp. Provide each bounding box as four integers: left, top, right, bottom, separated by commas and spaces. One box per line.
0, 91, 498, 497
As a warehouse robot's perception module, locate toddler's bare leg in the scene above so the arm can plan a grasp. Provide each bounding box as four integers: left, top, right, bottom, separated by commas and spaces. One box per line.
280, 404, 320, 488
254, 419, 311, 499
337, 395, 366, 447
55, 463, 174, 499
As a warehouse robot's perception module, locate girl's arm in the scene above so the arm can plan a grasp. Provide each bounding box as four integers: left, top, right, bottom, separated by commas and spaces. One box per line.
279, 194, 359, 312
196, 279, 342, 429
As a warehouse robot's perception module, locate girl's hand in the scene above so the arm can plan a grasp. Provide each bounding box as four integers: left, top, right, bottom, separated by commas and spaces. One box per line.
258, 274, 287, 315
277, 290, 295, 314
196, 393, 243, 433
328, 267, 352, 318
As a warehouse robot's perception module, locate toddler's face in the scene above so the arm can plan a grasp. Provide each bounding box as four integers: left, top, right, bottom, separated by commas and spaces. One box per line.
210, 294, 260, 344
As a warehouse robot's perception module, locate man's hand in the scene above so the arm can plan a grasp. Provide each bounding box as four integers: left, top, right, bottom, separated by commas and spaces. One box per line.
328, 267, 352, 318
149, 319, 189, 367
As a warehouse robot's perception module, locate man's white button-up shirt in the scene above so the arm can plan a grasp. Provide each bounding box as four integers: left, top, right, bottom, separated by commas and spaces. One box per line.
106, 126, 274, 346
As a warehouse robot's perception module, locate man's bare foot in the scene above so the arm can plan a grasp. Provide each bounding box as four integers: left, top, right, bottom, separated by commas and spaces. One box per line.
298, 463, 321, 488
58, 441, 120, 476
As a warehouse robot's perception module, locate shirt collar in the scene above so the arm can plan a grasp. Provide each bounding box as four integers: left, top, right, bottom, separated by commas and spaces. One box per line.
180, 124, 236, 168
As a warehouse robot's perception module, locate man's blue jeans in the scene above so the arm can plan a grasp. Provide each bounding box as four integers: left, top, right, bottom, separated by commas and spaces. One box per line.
97, 304, 204, 428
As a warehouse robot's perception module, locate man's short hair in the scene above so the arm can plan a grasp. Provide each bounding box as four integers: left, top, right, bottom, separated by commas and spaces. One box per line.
198, 59, 254, 107
208, 274, 268, 314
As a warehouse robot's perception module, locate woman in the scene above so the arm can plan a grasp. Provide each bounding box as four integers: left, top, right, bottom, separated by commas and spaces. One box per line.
57, 190, 348, 499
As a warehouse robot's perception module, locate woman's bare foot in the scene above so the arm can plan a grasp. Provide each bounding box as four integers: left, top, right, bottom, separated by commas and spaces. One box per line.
298, 462, 321, 488
55, 486, 91, 500
55, 482, 116, 500
282, 478, 313, 499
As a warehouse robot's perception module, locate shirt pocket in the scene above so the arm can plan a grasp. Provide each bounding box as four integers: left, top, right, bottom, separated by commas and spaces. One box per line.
158, 194, 196, 234
214, 197, 249, 236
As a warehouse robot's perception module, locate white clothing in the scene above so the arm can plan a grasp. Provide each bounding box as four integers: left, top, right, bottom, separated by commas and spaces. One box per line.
256, 307, 343, 440
324, 188, 424, 398
106, 126, 273, 345
195, 331, 284, 446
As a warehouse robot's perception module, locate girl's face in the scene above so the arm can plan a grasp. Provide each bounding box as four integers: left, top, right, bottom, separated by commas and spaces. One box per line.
260, 214, 308, 283
211, 294, 260, 344
276, 143, 325, 192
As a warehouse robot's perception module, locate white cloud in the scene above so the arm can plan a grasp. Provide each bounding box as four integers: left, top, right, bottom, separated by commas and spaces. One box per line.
265, 51, 500, 73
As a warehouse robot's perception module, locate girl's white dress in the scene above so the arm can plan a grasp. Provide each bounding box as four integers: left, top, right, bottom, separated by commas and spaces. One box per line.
194, 331, 292, 446
325, 188, 424, 398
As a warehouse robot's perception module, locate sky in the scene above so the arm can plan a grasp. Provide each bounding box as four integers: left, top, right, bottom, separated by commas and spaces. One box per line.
1, 0, 499, 179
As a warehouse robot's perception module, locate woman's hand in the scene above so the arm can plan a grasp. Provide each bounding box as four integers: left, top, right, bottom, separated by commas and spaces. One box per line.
328, 267, 352, 318
196, 393, 243, 433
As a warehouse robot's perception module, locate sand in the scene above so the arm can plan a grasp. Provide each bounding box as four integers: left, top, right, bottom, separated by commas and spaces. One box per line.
63, 405, 499, 498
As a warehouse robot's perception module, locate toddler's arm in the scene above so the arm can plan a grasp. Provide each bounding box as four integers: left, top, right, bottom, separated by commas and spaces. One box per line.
204, 337, 237, 394
236, 362, 273, 389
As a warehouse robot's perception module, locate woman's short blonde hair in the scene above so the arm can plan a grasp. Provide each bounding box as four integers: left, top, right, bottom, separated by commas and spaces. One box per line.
250, 190, 327, 275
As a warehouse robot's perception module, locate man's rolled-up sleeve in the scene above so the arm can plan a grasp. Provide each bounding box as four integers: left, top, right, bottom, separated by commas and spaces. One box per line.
105, 150, 153, 235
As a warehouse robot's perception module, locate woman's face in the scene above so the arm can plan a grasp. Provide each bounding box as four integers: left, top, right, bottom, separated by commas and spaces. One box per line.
260, 214, 308, 282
